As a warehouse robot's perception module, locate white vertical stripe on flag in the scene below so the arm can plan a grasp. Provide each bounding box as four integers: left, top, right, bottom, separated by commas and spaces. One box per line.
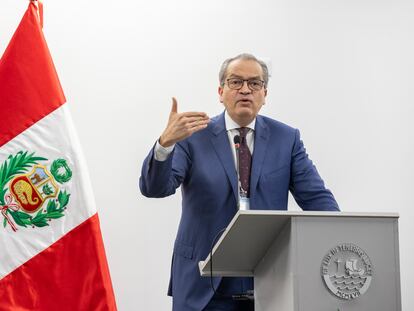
0, 104, 96, 279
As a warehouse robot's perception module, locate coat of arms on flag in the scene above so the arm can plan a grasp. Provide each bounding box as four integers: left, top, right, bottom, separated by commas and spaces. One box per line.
1, 151, 72, 231
0, 1, 117, 309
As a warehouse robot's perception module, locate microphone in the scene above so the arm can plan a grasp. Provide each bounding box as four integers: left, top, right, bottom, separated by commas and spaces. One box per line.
233, 135, 241, 149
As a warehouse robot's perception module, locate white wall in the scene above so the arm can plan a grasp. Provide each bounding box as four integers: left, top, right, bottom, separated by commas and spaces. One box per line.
1, 0, 413, 310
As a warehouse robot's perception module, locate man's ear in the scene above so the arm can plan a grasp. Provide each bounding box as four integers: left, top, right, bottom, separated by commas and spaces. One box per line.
218, 86, 224, 103
264, 88, 268, 97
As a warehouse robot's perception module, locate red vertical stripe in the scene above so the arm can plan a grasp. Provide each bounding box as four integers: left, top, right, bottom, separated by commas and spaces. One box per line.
0, 2, 65, 147
0, 214, 118, 311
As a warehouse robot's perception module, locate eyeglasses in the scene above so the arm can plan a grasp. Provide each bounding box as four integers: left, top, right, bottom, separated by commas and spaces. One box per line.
226, 78, 265, 91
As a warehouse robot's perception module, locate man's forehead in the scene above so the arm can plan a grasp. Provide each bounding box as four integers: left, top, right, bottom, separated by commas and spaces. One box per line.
226, 59, 263, 78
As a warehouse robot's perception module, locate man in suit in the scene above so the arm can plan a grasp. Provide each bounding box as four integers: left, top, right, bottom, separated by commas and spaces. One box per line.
140, 53, 339, 311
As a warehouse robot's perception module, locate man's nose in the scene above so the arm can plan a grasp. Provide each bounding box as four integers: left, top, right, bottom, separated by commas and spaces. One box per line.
239, 81, 251, 94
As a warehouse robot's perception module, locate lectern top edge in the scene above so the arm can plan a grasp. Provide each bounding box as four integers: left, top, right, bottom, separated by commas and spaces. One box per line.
237, 210, 400, 218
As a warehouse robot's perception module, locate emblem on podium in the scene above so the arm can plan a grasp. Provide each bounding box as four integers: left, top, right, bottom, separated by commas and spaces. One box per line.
321, 243, 373, 300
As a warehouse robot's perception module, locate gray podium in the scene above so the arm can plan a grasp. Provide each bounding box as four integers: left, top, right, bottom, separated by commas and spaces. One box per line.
199, 211, 401, 311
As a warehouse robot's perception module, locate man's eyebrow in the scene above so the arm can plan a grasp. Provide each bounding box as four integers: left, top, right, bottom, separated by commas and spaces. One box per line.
228, 74, 262, 80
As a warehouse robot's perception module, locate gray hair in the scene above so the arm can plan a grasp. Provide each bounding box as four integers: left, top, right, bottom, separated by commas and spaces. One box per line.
219, 53, 269, 88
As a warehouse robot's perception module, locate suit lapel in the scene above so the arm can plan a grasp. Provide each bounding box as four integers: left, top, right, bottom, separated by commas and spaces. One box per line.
250, 116, 269, 208
209, 113, 238, 202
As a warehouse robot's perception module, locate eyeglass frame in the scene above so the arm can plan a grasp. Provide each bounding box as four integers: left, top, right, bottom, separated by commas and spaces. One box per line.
226, 78, 266, 91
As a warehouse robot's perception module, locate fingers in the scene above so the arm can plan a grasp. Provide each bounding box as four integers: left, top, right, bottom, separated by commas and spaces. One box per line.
188, 123, 209, 134
190, 123, 209, 133
185, 117, 209, 127
178, 115, 209, 123
180, 122, 208, 138
161, 97, 210, 147
160, 116, 209, 147
179, 115, 210, 134
171, 97, 178, 114
180, 111, 209, 118
170, 97, 207, 119
185, 117, 210, 134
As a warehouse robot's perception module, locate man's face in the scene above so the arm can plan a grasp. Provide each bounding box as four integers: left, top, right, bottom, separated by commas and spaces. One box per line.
218, 59, 267, 126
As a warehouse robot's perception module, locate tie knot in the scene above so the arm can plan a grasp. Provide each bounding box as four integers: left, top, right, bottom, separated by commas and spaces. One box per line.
237, 127, 249, 138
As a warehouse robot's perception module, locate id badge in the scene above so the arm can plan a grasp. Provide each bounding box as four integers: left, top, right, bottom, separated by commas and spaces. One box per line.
239, 196, 250, 210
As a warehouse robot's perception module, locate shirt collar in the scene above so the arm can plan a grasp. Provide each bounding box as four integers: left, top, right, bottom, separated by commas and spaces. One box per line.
224, 110, 256, 132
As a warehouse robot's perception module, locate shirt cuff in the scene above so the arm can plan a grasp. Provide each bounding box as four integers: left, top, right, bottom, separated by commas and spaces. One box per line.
154, 140, 175, 161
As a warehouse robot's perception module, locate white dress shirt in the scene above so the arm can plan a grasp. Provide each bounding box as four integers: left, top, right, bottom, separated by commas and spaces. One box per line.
224, 111, 255, 170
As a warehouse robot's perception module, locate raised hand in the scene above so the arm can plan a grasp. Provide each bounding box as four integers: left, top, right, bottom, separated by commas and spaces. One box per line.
159, 97, 210, 147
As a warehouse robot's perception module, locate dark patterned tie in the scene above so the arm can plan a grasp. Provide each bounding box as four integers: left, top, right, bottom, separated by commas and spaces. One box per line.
237, 127, 252, 197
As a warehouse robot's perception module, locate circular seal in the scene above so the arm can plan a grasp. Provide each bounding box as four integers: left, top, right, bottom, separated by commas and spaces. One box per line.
321, 243, 373, 300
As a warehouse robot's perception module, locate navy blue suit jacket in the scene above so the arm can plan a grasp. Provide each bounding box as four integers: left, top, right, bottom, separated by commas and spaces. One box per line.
140, 112, 339, 310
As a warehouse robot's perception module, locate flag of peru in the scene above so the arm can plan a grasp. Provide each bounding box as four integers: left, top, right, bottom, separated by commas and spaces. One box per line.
0, 2, 117, 310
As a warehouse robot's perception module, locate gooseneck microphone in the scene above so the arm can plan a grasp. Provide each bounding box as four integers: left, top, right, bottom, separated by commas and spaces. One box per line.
206, 134, 254, 302
233, 135, 241, 208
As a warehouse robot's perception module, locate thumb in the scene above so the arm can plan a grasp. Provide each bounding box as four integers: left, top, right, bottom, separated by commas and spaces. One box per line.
170, 97, 178, 114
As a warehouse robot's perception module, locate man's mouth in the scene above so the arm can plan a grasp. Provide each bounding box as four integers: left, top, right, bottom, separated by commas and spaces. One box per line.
237, 99, 253, 104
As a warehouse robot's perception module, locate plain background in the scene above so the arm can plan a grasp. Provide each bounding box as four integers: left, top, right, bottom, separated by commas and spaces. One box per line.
1, 0, 413, 310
